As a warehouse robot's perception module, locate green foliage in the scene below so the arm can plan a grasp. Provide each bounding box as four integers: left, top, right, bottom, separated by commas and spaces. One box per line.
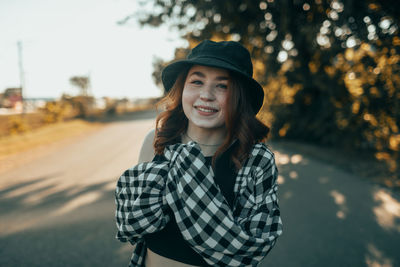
151, 46, 192, 89
42, 101, 70, 123
129, 0, 400, 177
8, 116, 29, 134
61, 95, 95, 119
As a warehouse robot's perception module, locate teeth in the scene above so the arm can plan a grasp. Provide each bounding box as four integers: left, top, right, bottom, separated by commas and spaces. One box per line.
197, 107, 217, 112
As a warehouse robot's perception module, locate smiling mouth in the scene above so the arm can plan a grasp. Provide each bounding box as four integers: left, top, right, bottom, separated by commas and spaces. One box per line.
195, 105, 219, 113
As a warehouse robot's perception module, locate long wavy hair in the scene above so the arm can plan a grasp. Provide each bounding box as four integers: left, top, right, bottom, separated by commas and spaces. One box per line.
154, 65, 270, 170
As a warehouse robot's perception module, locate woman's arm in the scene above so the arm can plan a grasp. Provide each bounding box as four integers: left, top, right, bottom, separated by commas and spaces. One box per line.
138, 129, 156, 163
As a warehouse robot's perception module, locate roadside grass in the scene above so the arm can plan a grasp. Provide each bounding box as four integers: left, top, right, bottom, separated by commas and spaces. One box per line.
0, 101, 158, 161
0, 119, 103, 160
0, 113, 46, 136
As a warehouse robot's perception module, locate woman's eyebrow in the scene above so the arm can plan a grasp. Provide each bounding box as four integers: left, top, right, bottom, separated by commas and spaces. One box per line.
189, 71, 205, 78
189, 71, 229, 81
215, 76, 229, 81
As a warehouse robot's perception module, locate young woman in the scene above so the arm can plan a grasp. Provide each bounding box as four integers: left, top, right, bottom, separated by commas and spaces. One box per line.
116, 40, 283, 267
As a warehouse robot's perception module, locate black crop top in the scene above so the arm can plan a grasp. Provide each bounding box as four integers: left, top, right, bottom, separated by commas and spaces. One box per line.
144, 146, 237, 266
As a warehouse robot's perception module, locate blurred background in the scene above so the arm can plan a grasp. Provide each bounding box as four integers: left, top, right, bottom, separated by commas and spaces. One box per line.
135, 0, 399, 184
0, 0, 399, 266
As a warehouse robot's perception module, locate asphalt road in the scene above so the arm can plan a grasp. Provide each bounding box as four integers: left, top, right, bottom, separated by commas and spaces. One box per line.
1, 110, 399, 267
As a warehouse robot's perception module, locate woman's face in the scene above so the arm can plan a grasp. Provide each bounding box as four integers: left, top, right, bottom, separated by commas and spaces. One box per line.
182, 65, 230, 132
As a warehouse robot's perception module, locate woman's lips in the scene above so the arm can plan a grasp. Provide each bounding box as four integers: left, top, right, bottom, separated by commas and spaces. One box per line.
194, 105, 218, 115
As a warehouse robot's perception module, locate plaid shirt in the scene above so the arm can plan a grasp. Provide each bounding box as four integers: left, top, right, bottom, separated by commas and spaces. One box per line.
115, 141, 282, 266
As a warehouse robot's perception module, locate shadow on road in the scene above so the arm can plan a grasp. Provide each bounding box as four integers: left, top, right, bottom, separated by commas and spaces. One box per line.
262, 142, 400, 267
0, 175, 132, 266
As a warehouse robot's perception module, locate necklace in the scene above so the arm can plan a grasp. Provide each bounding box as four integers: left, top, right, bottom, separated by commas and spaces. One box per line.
184, 133, 222, 147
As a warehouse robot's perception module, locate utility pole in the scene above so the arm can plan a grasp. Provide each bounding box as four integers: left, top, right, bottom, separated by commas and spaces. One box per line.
17, 40, 25, 114
87, 71, 92, 96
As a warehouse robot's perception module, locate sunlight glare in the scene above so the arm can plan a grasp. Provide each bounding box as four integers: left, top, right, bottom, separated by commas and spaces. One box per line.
103, 181, 118, 191
331, 190, 345, 205
290, 154, 303, 164
330, 190, 348, 219
277, 175, 285, 184
365, 243, 393, 267
372, 189, 400, 232
2, 178, 56, 199
52, 191, 102, 216
277, 51, 288, 62
22, 183, 78, 205
275, 152, 290, 165
289, 171, 298, 179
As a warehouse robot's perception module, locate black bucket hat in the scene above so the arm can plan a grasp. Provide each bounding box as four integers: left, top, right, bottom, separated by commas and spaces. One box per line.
161, 40, 264, 114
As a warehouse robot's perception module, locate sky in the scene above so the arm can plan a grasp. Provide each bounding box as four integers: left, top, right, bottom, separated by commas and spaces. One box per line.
0, 0, 186, 99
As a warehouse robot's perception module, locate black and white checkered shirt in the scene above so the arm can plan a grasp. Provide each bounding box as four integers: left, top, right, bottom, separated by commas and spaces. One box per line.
115, 141, 282, 266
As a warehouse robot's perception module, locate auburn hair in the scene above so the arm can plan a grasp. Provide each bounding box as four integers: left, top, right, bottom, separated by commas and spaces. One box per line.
154, 65, 270, 170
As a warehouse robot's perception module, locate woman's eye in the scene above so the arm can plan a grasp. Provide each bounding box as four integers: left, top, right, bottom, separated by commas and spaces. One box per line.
217, 83, 228, 89
191, 80, 203, 85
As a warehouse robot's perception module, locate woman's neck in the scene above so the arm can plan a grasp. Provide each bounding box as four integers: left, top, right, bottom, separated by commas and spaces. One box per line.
183, 125, 227, 156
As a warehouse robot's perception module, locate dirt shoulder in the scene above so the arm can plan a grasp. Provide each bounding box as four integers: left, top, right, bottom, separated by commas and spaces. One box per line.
0, 119, 104, 174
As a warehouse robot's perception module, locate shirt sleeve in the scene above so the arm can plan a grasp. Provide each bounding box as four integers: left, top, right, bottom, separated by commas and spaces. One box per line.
115, 161, 171, 243
234, 144, 282, 253
115, 161, 172, 267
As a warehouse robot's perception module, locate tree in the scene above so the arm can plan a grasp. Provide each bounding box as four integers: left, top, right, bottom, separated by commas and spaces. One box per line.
69, 76, 90, 96
124, 0, 400, 179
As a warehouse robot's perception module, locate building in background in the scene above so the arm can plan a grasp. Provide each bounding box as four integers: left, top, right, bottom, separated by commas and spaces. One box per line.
0, 88, 22, 111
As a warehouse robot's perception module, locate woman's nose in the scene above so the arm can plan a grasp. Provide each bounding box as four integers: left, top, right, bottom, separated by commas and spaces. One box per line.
199, 84, 215, 101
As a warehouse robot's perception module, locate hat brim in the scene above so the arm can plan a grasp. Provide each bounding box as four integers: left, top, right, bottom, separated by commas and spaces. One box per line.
161, 57, 264, 113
